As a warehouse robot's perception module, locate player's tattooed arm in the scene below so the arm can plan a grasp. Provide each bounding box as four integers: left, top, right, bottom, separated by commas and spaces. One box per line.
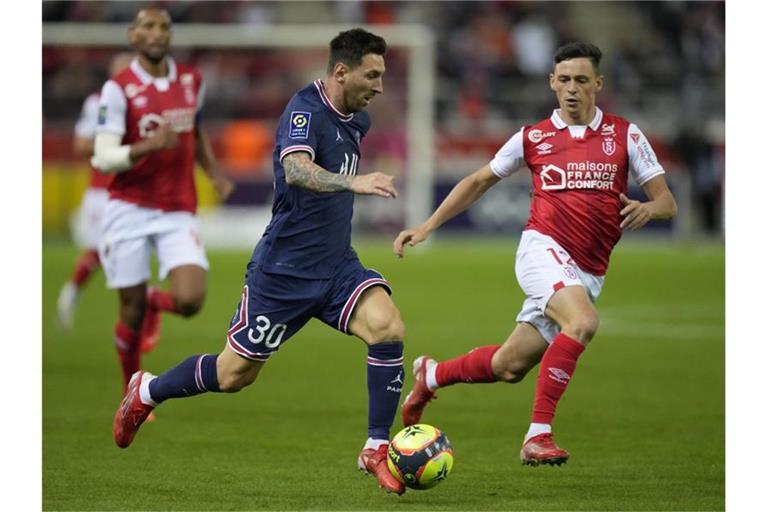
283, 152, 353, 193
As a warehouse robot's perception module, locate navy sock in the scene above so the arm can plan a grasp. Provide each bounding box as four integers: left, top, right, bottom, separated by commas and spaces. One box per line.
367, 341, 404, 440
148, 354, 220, 404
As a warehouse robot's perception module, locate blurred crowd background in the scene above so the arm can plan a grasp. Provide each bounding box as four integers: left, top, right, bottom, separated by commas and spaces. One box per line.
42, 0, 725, 240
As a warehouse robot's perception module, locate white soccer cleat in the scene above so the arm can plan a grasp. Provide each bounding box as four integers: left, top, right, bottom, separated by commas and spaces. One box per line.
57, 282, 79, 329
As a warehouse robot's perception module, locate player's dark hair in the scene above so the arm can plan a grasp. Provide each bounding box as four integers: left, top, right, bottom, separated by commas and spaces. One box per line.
554, 42, 602, 71
327, 28, 387, 73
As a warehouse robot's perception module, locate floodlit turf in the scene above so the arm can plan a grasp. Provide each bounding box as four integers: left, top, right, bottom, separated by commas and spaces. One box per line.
42, 238, 724, 510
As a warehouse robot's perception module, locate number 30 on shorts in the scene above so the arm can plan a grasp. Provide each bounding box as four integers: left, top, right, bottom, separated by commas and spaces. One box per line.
247, 315, 288, 349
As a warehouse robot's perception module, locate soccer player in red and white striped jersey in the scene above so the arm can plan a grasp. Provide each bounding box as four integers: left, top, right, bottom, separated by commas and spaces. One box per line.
394, 42, 677, 466
91, 8, 234, 393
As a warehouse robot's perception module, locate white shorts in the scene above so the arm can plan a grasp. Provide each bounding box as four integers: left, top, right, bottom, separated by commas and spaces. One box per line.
515, 229, 605, 343
70, 187, 109, 249
98, 199, 209, 289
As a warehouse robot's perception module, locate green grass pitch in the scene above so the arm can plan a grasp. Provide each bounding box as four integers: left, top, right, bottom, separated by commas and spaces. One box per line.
43, 238, 724, 510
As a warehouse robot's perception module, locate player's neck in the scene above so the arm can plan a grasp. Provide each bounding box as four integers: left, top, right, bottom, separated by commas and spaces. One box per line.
558, 106, 597, 126
137, 55, 169, 78
320, 78, 351, 115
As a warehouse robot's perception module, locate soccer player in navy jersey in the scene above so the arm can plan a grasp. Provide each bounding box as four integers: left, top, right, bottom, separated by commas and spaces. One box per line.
394, 42, 677, 467
113, 28, 408, 495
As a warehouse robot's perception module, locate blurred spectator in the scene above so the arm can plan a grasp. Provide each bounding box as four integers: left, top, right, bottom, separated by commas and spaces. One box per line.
510, 13, 556, 76
42, 0, 725, 234
673, 121, 723, 234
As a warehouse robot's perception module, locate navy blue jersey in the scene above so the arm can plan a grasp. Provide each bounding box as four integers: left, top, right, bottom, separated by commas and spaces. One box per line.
252, 79, 372, 279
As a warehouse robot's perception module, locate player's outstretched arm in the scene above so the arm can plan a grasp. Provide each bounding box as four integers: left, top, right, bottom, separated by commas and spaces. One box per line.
619, 175, 678, 230
393, 165, 500, 258
195, 125, 234, 200
283, 152, 397, 198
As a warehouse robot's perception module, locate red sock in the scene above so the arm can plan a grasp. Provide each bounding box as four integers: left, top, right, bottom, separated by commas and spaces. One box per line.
115, 321, 141, 391
531, 332, 585, 424
71, 250, 100, 287
148, 288, 176, 313
435, 345, 501, 387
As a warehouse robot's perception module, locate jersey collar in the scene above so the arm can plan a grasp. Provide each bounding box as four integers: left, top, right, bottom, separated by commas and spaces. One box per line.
130, 57, 178, 86
550, 107, 603, 131
314, 79, 354, 122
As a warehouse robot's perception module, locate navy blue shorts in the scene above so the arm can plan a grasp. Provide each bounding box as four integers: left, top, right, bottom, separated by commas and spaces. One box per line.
226, 257, 391, 361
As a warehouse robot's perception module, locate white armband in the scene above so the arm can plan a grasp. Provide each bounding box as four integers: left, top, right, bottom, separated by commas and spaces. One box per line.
91, 132, 132, 173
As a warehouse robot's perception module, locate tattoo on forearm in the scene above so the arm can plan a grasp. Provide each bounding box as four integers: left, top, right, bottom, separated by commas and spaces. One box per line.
284, 154, 353, 193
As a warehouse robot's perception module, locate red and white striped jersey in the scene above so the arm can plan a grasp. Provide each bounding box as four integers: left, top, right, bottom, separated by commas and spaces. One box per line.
96, 57, 204, 213
490, 108, 664, 275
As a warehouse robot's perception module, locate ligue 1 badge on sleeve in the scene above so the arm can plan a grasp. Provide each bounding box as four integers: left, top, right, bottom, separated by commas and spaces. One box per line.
289, 111, 311, 139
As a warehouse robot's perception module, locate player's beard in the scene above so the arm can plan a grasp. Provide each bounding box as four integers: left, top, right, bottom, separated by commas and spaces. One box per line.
142, 45, 167, 65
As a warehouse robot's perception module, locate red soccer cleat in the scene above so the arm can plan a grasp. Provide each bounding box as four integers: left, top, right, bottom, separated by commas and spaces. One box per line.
520, 433, 569, 466
357, 444, 405, 495
113, 371, 155, 448
401, 355, 437, 427
140, 289, 161, 353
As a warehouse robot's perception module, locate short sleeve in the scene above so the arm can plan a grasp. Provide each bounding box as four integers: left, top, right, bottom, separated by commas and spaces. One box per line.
489, 128, 526, 178
96, 80, 127, 136
278, 100, 320, 162
74, 93, 100, 139
627, 123, 665, 186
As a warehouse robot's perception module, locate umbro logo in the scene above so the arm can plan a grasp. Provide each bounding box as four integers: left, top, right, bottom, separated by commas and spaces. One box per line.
536, 142, 553, 155
548, 367, 571, 384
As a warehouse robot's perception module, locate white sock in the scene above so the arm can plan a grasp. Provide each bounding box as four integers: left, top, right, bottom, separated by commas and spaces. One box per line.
364, 437, 388, 450
524, 423, 551, 443
139, 374, 158, 407
425, 359, 438, 391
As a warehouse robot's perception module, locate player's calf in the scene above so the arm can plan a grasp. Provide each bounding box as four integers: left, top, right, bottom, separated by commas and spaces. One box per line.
216, 348, 265, 393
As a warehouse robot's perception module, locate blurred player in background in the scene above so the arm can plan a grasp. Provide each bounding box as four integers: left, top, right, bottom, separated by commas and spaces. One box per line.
112, 28, 409, 495
56, 52, 134, 329
395, 42, 677, 466
91, 8, 233, 392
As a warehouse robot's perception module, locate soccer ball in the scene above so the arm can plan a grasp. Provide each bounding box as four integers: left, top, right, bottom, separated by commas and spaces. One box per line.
386, 424, 454, 490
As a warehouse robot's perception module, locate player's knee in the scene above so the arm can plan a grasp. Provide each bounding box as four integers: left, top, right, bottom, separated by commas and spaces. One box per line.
564, 313, 600, 343
367, 308, 405, 343
173, 293, 205, 318
175, 298, 203, 318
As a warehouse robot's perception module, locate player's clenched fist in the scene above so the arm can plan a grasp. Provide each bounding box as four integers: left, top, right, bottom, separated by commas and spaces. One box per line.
351, 172, 398, 198
150, 122, 179, 151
